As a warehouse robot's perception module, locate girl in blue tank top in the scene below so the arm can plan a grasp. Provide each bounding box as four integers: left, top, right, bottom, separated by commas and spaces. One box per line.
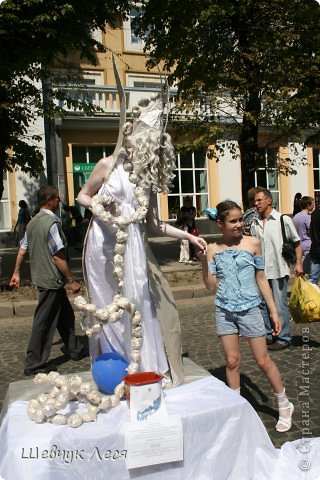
200, 200, 294, 433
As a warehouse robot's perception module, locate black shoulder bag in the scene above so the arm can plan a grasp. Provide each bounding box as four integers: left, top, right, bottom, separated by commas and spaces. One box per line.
280, 214, 296, 264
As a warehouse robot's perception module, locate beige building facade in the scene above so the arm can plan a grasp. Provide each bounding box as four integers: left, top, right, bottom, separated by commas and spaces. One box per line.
2, 11, 320, 240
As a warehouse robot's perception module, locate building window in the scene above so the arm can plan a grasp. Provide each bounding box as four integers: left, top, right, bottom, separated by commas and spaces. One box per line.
81, 70, 104, 86
123, 6, 144, 52
72, 145, 114, 204
247, 148, 280, 209
313, 148, 320, 207
126, 73, 163, 90
167, 149, 209, 219
0, 170, 11, 230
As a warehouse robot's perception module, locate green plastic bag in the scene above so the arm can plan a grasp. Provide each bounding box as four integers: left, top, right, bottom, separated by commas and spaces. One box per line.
289, 276, 320, 323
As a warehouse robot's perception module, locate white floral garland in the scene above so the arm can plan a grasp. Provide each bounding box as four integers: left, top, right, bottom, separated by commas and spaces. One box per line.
26, 150, 151, 427
27, 371, 124, 427
74, 150, 150, 378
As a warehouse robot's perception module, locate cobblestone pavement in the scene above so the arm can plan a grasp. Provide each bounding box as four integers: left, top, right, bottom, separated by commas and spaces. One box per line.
1, 239, 319, 451
0, 294, 319, 450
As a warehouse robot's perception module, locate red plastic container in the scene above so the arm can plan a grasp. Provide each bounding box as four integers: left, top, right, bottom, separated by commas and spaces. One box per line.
123, 372, 164, 407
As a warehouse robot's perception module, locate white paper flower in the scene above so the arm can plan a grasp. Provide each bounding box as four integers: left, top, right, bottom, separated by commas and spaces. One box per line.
55, 393, 69, 409
87, 391, 102, 405
116, 296, 130, 309
116, 216, 131, 227
95, 308, 110, 321
127, 362, 139, 374
85, 303, 97, 313
116, 230, 128, 243
131, 350, 141, 362
99, 396, 112, 410
51, 414, 67, 425
91, 193, 104, 206
114, 243, 126, 255
61, 384, 71, 396
67, 414, 83, 428
74, 296, 87, 308
79, 382, 93, 396
92, 323, 103, 334
132, 326, 143, 338
130, 303, 136, 314
92, 203, 105, 216
37, 393, 49, 404
33, 411, 46, 424
131, 337, 143, 349
108, 303, 120, 314
82, 411, 97, 423
132, 314, 142, 326
86, 328, 93, 337
33, 373, 48, 384
109, 311, 122, 323
49, 386, 61, 398
110, 395, 120, 407
69, 375, 82, 387
43, 404, 57, 418
114, 382, 125, 398
114, 254, 124, 266
113, 266, 123, 280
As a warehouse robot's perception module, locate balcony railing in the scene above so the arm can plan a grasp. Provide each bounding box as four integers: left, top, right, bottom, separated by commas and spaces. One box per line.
56, 85, 240, 122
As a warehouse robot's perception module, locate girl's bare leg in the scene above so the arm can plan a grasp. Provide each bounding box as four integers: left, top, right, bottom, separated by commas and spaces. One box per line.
248, 336, 293, 432
220, 334, 241, 390
247, 336, 284, 393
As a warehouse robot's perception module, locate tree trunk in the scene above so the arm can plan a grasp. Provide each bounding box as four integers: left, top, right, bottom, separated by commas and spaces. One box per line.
0, 85, 11, 202
238, 88, 261, 210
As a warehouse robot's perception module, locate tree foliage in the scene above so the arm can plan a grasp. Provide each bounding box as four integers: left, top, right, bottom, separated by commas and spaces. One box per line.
137, 0, 320, 205
0, 0, 131, 199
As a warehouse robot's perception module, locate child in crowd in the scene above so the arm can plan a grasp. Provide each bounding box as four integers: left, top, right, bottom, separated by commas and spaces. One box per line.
179, 224, 192, 264
200, 200, 294, 432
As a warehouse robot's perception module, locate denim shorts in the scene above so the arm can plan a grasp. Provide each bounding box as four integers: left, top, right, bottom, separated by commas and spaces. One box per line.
216, 305, 265, 338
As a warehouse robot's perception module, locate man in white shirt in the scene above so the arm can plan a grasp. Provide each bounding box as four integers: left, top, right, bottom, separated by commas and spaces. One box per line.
251, 188, 303, 350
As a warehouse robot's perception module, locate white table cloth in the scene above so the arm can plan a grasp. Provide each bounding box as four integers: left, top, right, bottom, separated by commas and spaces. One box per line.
0, 365, 319, 479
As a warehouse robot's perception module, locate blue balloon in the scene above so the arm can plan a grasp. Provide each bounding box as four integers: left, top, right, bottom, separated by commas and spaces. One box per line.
92, 352, 129, 394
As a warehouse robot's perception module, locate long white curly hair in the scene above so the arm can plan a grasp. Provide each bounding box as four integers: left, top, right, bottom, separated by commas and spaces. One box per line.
122, 121, 176, 193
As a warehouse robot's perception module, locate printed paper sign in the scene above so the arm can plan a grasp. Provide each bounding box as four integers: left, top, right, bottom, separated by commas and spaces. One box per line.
124, 417, 183, 469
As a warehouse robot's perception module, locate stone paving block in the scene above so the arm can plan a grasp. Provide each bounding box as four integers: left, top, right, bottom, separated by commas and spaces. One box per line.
12, 300, 36, 317
0, 303, 14, 318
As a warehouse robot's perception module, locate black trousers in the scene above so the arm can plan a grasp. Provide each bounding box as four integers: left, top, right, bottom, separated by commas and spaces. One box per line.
25, 287, 82, 371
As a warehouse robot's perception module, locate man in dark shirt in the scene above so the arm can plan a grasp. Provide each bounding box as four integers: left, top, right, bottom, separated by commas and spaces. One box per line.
309, 208, 320, 285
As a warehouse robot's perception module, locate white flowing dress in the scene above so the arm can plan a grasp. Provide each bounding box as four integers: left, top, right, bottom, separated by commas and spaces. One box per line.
84, 159, 170, 376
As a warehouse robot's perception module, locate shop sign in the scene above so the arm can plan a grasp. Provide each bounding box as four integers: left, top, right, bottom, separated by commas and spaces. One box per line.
73, 163, 96, 173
